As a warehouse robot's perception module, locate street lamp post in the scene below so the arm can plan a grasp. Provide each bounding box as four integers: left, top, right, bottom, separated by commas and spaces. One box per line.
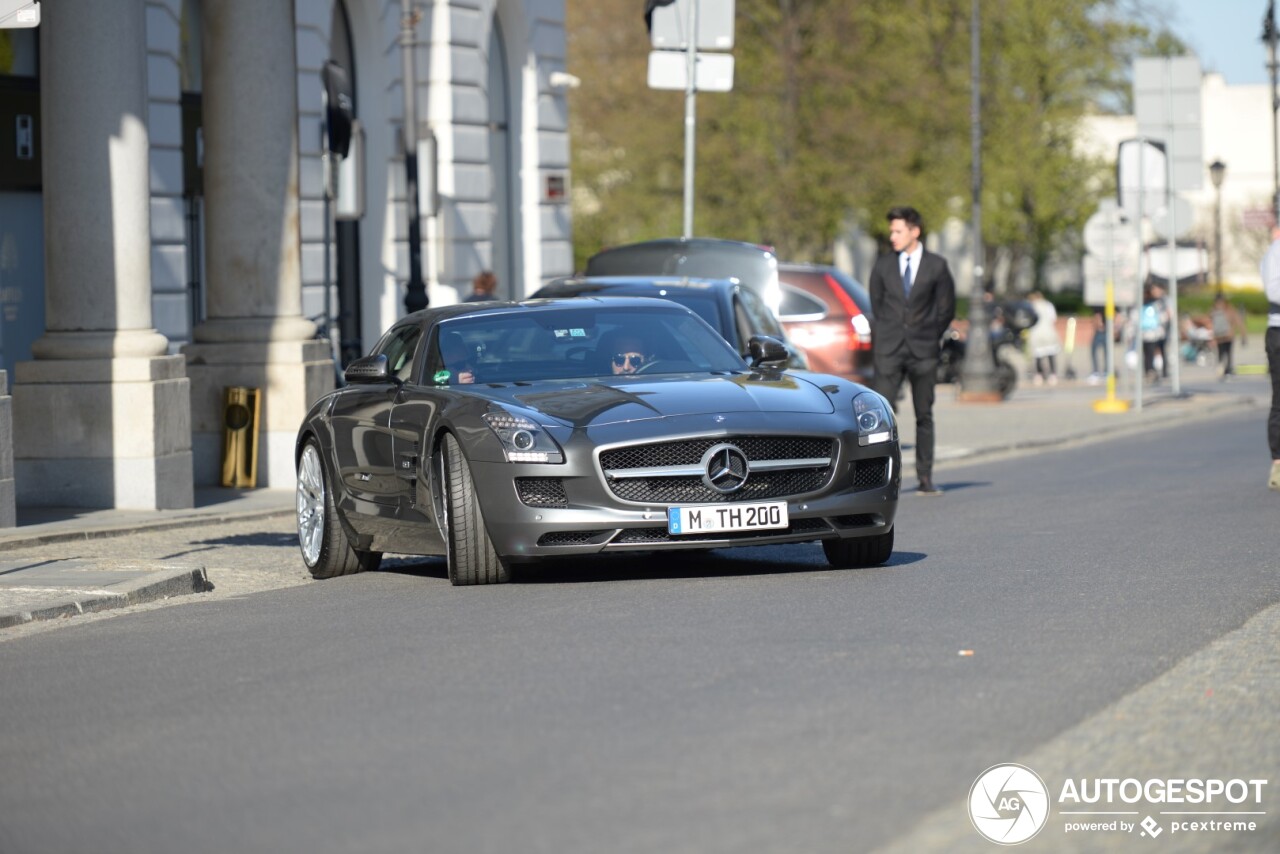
959, 0, 1001, 402
1210, 159, 1226, 293
401, 0, 428, 313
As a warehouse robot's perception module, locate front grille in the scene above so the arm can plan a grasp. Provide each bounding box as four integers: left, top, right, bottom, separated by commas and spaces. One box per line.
852, 457, 890, 491
609, 470, 829, 503
537, 530, 610, 547
516, 477, 568, 508
601, 436, 835, 504
613, 517, 831, 544
600, 436, 833, 470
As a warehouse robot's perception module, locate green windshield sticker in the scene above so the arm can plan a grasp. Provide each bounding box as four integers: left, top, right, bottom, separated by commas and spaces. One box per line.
433, 369, 451, 384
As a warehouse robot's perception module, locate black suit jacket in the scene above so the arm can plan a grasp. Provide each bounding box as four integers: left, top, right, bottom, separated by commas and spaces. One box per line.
868, 249, 956, 362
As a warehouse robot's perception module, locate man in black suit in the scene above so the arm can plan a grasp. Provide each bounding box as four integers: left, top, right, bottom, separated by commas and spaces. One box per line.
869, 206, 956, 495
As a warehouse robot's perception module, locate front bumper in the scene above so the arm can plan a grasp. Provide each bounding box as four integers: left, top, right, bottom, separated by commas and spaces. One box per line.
468, 415, 900, 563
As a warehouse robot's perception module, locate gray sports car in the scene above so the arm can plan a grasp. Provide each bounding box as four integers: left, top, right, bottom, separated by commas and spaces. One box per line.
295, 298, 900, 585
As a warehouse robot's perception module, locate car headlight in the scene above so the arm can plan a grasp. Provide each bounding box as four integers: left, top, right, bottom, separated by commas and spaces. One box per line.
853, 392, 893, 446
482, 409, 565, 463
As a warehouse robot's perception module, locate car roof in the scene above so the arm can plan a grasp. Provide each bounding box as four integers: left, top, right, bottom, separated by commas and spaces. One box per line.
536, 275, 741, 296
590, 237, 775, 260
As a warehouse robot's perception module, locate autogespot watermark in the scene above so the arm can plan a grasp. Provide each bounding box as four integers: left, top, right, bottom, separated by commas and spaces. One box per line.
969, 764, 1051, 845
968, 765, 1270, 845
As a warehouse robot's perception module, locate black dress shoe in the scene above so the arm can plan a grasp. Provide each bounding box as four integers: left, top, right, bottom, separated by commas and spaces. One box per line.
917, 477, 943, 496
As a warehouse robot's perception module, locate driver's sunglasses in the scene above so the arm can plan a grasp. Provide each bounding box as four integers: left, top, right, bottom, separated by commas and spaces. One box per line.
612, 352, 648, 368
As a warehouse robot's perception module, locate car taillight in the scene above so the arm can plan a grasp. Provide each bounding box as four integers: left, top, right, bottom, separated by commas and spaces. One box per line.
851, 313, 873, 347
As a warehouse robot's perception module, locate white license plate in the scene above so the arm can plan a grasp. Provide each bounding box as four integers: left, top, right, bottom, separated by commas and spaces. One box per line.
667, 501, 789, 535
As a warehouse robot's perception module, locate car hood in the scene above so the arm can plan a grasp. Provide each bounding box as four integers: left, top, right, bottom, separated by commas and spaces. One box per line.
466, 373, 835, 428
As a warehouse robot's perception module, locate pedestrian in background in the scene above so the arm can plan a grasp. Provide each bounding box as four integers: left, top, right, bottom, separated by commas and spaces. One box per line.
465, 270, 499, 302
1087, 308, 1109, 384
1026, 291, 1060, 386
1209, 293, 1245, 379
869, 206, 956, 496
1260, 226, 1280, 491
1139, 282, 1171, 384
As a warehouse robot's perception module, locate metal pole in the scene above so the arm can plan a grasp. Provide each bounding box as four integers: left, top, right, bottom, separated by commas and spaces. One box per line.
1163, 62, 1181, 397
401, 0, 428, 312
1134, 139, 1145, 413
1215, 185, 1223, 291
682, 0, 698, 238
959, 0, 1000, 401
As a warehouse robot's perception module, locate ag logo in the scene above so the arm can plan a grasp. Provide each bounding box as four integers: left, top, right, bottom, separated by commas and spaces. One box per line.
969, 763, 1050, 845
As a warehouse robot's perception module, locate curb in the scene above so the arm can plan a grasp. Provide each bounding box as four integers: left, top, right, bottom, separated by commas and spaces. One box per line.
0, 566, 213, 630
0, 506, 295, 551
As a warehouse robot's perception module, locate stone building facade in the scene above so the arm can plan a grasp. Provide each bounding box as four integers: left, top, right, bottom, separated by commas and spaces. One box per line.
0, 0, 572, 515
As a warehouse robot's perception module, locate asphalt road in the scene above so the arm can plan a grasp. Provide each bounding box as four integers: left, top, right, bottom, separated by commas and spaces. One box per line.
1, 411, 1277, 854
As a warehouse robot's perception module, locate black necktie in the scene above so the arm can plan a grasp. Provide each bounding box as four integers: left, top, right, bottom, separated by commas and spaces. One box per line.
903, 257, 913, 296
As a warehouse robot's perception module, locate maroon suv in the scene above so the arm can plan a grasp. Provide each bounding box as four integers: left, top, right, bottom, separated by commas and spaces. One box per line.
777, 264, 875, 383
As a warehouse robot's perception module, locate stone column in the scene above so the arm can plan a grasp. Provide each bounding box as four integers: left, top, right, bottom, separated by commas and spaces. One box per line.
183, 0, 333, 489
12, 0, 193, 510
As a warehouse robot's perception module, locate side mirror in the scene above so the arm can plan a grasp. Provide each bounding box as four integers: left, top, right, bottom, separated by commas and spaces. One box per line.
748, 335, 790, 367
343, 354, 391, 384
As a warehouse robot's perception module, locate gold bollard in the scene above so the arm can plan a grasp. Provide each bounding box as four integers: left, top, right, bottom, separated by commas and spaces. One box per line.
221, 386, 261, 487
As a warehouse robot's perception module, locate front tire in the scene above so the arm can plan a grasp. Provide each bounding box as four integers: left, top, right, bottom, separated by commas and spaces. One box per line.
296, 439, 382, 579
441, 433, 511, 585
823, 528, 894, 568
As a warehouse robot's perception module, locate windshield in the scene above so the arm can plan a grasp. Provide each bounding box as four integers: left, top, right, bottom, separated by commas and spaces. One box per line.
427, 304, 748, 385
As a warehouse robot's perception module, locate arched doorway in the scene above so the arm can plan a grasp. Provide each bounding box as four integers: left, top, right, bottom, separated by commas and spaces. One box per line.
487, 18, 518, 300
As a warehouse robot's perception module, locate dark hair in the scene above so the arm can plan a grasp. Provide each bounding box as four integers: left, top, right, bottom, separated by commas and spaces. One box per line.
886, 206, 923, 229
472, 270, 498, 293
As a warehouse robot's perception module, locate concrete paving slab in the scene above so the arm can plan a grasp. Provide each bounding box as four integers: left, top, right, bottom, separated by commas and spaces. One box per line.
0, 558, 211, 630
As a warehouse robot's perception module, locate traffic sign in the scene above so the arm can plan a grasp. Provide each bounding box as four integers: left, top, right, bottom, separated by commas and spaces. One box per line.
1083, 200, 1141, 307
649, 0, 735, 50
0, 0, 39, 28
1083, 200, 1137, 255
1084, 252, 1142, 307
1117, 139, 1166, 217
1134, 56, 1203, 193
1150, 195, 1195, 241
648, 50, 734, 92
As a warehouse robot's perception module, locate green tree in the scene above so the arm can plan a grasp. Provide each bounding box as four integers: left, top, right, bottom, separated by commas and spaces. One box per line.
567, 0, 1167, 275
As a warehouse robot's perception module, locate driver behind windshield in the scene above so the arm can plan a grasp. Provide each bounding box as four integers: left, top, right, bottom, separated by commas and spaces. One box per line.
610, 333, 651, 375
439, 331, 476, 384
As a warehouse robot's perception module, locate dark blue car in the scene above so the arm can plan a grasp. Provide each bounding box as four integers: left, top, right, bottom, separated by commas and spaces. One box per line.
532, 276, 808, 370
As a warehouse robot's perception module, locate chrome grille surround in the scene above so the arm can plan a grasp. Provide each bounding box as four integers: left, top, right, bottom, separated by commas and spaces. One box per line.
600, 436, 835, 504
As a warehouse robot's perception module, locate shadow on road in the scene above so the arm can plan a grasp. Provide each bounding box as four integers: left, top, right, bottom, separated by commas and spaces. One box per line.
928, 479, 989, 493
195, 532, 298, 548
375, 545, 927, 584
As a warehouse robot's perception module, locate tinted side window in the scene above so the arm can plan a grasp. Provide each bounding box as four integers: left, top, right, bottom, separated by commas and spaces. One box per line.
738, 287, 785, 338
778, 286, 828, 319
376, 325, 423, 382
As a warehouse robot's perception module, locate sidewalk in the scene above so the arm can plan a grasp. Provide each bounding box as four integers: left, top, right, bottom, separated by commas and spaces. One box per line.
0, 488, 296, 630
906, 359, 1267, 471
0, 360, 1268, 630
